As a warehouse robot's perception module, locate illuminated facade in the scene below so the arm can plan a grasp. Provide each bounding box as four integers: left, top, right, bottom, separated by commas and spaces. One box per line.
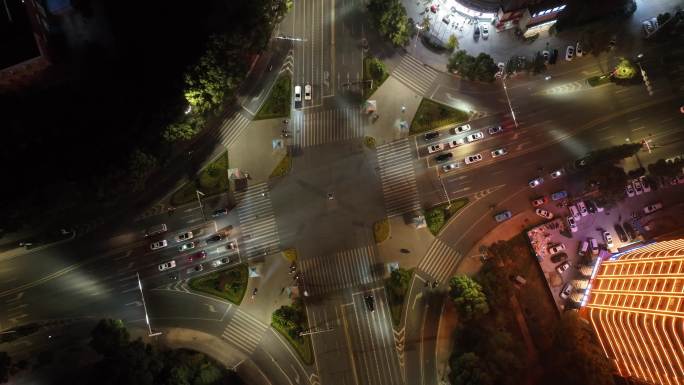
585, 239, 684, 385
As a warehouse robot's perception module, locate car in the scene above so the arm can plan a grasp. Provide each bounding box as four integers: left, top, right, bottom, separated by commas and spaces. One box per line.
614, 224, 628, 243
428, 143, 445, 154
567, 216, 578, 232
542, 50, 550, 63
556, 261, 571, 275
568, 205, 581, 221
643, 202, 663, 214
294, 85, 302, 107
364, 294, 375, 312
642, 19, 655, 36
304, 84, 312, 100
535, 208, 553, 219
623, 222, 637, 240
187, 264, 204, 274
178, 241, 198, 252
625, 184, 636, 197
150, 240, 168, 251
452, 124, 471, 134
594, 200, 605, 212
577, 201, 588, 216
603, 231, 614, 249
575, 157, 589, 169
211, 257, 230, 268
465, 132, 484, 143
551, 190, 568, 201
488, 125, 503, 135
435, 153, 453, 163
590, 238, 599, 256
640, 176, 652, 192
670, 175, 684, 186
491, 148, 508, 158
481, 25, 489, 39
450, 6, 456, 13
551, 252, 568, 263
158, 260, 176, 271
550, 169, 563, 178
430, 4, 438, 12
560, 283, 573, 299
608, 35, 616, 50
424, 131, 440, 141
212, 208, 229, 217
633, 179, 644, 195
548, 243, 566, 255
565, 45, 574, 61
531, 196, 548, 207
442, 163, 458, 172
496, 62, 505, 78
575, 42, 583, 57
206, 234, 224, 243
448, 138, 465, 148
442, 15, 450, 24
494, 210, 512, 222
175, 231, 194, 242
473, 24, 480, 37
528, 177, 544, 188
549, 49, 558, 64
187, 250, 207, 262
464, 154, 483, 165
585, 200, 597, 214
226, 241, 237, 250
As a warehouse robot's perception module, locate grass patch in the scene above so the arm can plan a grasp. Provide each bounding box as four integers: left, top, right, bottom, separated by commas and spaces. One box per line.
271, 321, 314, 365
385, 268, 413, 327
282, 248, 298, 262
362, 56, 389, 97
587, 75, 611, 87
255, 73, 292, 120
188, 263, 248, 305
364, 136, 376, 149
270, 154, 292, 178
425, 198, 469, 235
171, 152, 229, 206
373, 218, 390, 243
272, 300, 315, 365
410, 98, 470, 135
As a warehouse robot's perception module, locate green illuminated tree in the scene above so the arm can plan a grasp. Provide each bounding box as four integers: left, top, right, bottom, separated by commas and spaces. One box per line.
612, 57, 636, 79
449, 275, 489, 321
446, 34, 459, 52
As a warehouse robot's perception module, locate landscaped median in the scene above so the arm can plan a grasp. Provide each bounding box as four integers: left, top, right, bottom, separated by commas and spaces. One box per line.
171, 151, 229, 206
373, 218, 390, 243
187, 263, 248, 305
271, 299, 314, 365
270, 154, 292, 178
362, 56, 389, 97
385, 268, 413, 326
425, 198, 469, 235
410, 98, 470, 135
255, 73, 292, 120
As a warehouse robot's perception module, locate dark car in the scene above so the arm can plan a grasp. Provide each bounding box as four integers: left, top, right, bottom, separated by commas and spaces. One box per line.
585, 200, 597, 214
364, 294, 375, 312
549, 49, 558, 64
424, 131, 439, 141
614, 224, 628, 243
206, 234, 224, 243
435, 153, 453, 163
212, 208, 229, 217
551, 252, 568, 264
622, 222, 637, 240
187, 250, 207, 262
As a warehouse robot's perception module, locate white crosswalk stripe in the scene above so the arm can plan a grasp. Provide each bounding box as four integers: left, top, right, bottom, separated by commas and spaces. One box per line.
235, 183, 281, 258
391, 55, 438, 95
293, 107, 365, 148
299, 246, 378, 296
376, 139, 422, 217
221, 309, 268, 354
418, 238, 462, 284
219, 113, 251, 148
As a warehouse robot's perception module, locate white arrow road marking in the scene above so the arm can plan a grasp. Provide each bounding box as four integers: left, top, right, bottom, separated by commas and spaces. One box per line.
291, 365, 300, 384
205, 304, 217, 313
125, 301, 142, 307
5, 292, 24, 303
412, 292, 423, 311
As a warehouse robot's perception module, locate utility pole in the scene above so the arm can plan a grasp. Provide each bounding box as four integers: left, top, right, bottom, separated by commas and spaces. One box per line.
196, 190, 207, 225
137, 272, 162, 337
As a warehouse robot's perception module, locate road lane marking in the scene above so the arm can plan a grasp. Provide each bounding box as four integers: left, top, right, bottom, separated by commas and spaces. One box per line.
340, 303, 361, 385
266, 350, 294, 385
628, 117, 641, 122
631, 126, 645, 132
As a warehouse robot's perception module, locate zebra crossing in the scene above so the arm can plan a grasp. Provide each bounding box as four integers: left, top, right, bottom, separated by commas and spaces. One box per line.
417, 238, 462, 284
299, 246, 378, 296
376, 139, 422, 217
235, 183, 281, 258
391, 55, 438, 96
221, 309, 268, 354
293, 107, 365, 148
218, 113, 251, 148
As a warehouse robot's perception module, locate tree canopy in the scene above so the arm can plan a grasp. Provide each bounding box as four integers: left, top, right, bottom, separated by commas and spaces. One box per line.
449, 352, 493, 385
447, 50, 498, 82
90, 319, 131, 358
448, 275, 489, 321
648, 158, 683, 177
367, 0, 410, 46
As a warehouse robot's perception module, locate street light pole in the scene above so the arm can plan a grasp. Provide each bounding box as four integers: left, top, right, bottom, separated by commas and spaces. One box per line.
137, 272, 162, 337
196, 190, 207, 224
501, 76, 518, 129
439, 176, 452, 209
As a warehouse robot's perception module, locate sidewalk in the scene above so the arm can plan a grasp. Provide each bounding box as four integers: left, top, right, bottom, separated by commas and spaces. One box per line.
375, 216, 435, 268
364, 77, 422, 146
228, 118, 288, 185
239, 250, 296, 325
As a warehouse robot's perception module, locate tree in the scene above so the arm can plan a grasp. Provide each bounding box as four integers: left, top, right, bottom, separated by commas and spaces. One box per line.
90, 319, 130, 358
368, 58, 387, 81
0, 352, 10, 384
446, 34, 459, 52
612, 57, 636, 79
579, 28, 611, 56
388, 268, 411, 298
587, 143, 642, 166
447, 51, 497, 82
587, 163, 629, 204
648, 158, 683, 177
532, 51, 546, 74
127, 149, 158, 192
657, 12, 671, 25
378, 1, 410, 46
542, 312, 615, 385
449, 275, 489, 321
475, 260, 512, 308
449, 352, 493, 385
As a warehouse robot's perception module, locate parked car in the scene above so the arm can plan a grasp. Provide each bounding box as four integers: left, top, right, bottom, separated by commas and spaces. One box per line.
568, 205, 581, 221
491, 148, 508, 158
549, 49, 558, 64
585, 200, 597, 214
542, 50, 550, 63
560, 283, 573, 299
590, 238, 599, 256
442, 163, 458, 172
449, 138, 465, 148
428, 143, 445, 154
623, 222, 637, 240
464, 154, 483, 165
150, 240, 168, 251
548, 243, 566, 255
212, 208, 229, 217
535, 208, 553, 219
481, 25, 489, 39
178, 241, 198, 252
473, 24, 481, 38
364, 294, 375, 312
640, 176, 652, 192
435, 153, 454, 163
551, 252, 568, 263
625, 184, 636, 197
567, 216, 578, 232
550, 169, 563, 178
565, 45, 575, 61
577, 201, 588, 216
452, 124, 471, 134
211, 257, 230, 268
158, 260, 176, 271
494, 210, 512, 222
614, 224, 628, 243
465, 132, 484, 143
531, 196, 548, 207
556, 261, 571, 275
643, 202, 663, 214
424, 131, 440, 141
603, 231, 614, 249
488, 126, 503, 135
175, 231, 194, 242
594, 200, 605, 212
575, 42, 583, 57
633, 179, 644, 195
551, 190, 568, 201
529, 177, 544, 188
206, 234, 224, 243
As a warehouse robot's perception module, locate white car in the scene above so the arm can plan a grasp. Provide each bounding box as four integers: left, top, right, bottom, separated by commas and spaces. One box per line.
175, 232, 194, 242
150, 240, 168, 251
452, 124, 471, 134
550, 169, 563, 178
531, 196, 547, 207
542, 50, 550, 63
625, 184, 636, 197
567, 216, 578, 232
491, 148, 508, 158
178, 241, 197, 252
603, 231, 614, 248
158, 260, 176, 271
535, 208, 554, 219
643, 202, 663, 214
529, 177, 544, 188
556, 261, 570, 275
575, 42, 583, 57
640, 176, 651, 192
565, 46, 575, 61
211, 257, 230, 268
548, 243, 566, 255
304, 84, 312, 100
569, 205, 581, 221
633, 180, 643, 195
464, 154, 483, 165
481, 25, 489, 39
465, 132, 484, 143
428, 143, 445, 154
448, 138, 465, 148
294, 85, 302, 104
560, 283, 573, 299
577, 201, 588, 216
495, 62, 505, 78
442, 163, 458, 172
